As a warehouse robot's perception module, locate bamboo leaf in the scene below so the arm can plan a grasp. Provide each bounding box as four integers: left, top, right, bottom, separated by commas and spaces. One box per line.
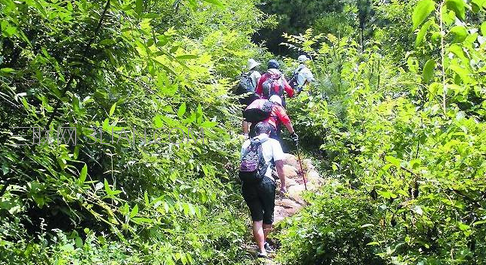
481, 21, 486, 36
79, 164, 88, 184
109, 102, 117, 117
177, 103, 186, 118
130, 204, 138, 218
412, 0, 435, 30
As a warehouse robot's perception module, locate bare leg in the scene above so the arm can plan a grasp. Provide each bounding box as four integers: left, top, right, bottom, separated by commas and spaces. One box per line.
252, 221, 266, 254
263, 223, 272, 243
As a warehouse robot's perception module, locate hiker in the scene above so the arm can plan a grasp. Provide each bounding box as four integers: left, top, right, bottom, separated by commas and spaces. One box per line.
289, 55, 315, 94
255, 59, 294, 108
239, 121, 287, 258
245, 95, 298, 144
238, 59, 262, 138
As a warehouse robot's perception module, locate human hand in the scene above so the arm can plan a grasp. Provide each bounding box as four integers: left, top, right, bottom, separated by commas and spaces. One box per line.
290, 132, 299, 143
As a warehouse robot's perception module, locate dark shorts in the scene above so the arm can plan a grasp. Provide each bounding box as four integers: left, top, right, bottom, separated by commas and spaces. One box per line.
241, 177, 276, 224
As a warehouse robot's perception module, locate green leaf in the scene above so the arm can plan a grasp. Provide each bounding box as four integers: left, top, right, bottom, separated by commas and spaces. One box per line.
177, 103, 186, 118
415, 20, 433, 47
423, 59, 436, 83
202, 0, 224, 7
132, 217, 153, 224
176, 54, 198, 60
104, 179, 112, 194
130, 204, 139, 218
1, 164, 10, 175
481, 22, 486, 36
450, 25, 468, 42
153, 115, 163, 128
385, 156, 401, 168
450, 64, 471, 83
446, 0, 466, 20
135, 0, 143, 15
109, 102, 117, 117
412, 0, 436, 30
0, 68, 15, 73
79, 164, 87, 184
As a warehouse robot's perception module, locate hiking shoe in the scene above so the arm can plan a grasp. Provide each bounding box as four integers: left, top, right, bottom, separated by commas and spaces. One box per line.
264, 242, 275, 253
257, 251, 268, 258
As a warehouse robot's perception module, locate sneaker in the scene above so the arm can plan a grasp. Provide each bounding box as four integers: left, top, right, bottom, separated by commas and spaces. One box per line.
264, 242, 274, 253
257, 251, 268, 258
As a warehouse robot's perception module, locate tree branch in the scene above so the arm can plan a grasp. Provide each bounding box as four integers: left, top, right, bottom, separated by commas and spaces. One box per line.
46, 0, 111, 128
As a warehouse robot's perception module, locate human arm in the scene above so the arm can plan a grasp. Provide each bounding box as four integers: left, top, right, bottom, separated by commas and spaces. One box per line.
275, 105, 295, 134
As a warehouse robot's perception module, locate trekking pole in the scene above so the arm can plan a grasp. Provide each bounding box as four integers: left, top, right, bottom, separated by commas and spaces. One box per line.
295, 140, 307, 191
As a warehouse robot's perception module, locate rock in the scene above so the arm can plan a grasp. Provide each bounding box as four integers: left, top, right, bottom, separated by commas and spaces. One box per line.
282, 165, 298, 178
283, 153, 301, 170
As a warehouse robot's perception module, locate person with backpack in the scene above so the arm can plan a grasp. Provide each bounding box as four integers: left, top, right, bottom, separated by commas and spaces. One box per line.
239, 121, 287, 258
288, 55, 315, 94
244, 95, 298, 144
255, 59, 294, 108
238, 59, 262, 138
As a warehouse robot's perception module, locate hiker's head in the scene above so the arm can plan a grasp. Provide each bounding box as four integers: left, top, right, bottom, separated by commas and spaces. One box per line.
247, 59, 260, 71
269, 95, 282, 106
254, 122, 272, 135
267, 59, 280, 70
298, 55, 310, 64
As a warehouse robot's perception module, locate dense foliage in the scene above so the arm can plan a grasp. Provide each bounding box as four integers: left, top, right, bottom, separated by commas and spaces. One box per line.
0, 0, 266, 263
277, 0, 486, 264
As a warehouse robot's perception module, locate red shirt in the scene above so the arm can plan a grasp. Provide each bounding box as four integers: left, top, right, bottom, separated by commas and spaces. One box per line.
266, 104, 291, 128
255, 70, 294, 99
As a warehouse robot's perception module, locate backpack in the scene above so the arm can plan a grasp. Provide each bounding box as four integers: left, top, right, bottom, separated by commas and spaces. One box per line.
239, 138, 269, 184
288, 67, 304, 89
235, 72, 258, 106
243, 99, 273, 123
261, 73, 283, 99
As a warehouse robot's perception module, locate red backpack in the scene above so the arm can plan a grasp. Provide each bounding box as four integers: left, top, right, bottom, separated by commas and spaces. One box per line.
261, 73, 283, 99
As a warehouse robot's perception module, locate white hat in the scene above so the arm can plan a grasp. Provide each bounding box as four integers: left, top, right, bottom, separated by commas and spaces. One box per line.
269, 95, 282, 105
247, 59, 261, 70
298, 55, 310, 63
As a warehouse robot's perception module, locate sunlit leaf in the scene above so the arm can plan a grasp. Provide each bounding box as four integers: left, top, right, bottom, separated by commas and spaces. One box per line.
79, 164, 88, 184
450, 25, 467, 42
412, 0, 435, 30
415, 20, 433, 47
445, 0, 466, 20
109, 102, 117, 117
177, 103, 186, 118
130, 204, 139, 218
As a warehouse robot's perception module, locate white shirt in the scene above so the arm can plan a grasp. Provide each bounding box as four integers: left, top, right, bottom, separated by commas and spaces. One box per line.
249, 70, 261, 91
295, 64, 314, 87
240, 134, 284, 178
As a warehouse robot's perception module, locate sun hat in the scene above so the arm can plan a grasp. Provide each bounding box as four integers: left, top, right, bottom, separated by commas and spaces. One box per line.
247, 59, 261, 70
